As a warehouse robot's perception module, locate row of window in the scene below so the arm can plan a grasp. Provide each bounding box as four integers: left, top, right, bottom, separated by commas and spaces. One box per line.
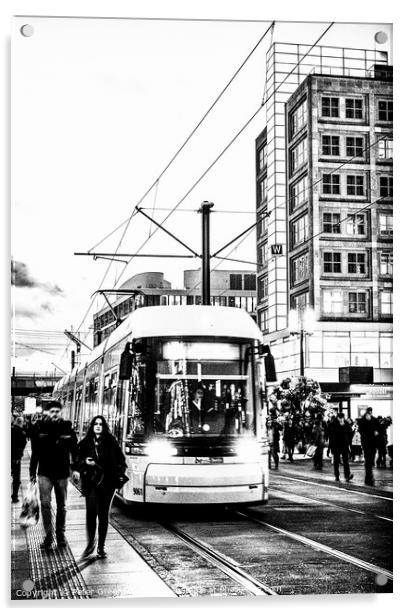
322, 289, 392, 316
321, 135, 392, 160
229, 273, 256, 291
289, 97, 392, 141
272, 330, 392, 371
291, 250, 392, 284
289, 172, 393, 211
321, 96, 392, 122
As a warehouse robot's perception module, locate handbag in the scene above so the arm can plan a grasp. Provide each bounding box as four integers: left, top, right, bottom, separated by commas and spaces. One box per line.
306, 444, 317, 458
115, 473, 129, 490
19, 481, 40, 528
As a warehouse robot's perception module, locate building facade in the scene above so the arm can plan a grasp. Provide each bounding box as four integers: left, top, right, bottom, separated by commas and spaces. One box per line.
256, 43, 392, 417
93, 269, 257, 347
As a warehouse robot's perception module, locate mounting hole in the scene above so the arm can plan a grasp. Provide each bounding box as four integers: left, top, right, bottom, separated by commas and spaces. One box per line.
375, 31, 388, 44
20, 24, 34, 37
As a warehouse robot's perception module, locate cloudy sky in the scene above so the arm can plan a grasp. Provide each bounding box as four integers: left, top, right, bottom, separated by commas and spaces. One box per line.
9, 3, 393, 374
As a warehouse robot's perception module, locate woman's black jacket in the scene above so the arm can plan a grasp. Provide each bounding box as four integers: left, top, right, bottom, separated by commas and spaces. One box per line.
73, 433, 127, 494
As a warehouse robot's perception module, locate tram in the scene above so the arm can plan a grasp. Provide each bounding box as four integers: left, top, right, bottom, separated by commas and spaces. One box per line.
54, 305, 276, 505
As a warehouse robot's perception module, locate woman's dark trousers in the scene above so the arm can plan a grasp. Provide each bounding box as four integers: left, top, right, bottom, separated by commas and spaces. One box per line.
85, 484, 115, 549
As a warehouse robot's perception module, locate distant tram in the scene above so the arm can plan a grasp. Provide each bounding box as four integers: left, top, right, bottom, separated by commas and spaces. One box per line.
54, 306, 275, 505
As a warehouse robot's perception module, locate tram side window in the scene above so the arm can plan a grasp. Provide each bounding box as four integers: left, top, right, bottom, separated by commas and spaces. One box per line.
126, 362, 146, 438
102, 371, 118, 433
74, 386, 83, 434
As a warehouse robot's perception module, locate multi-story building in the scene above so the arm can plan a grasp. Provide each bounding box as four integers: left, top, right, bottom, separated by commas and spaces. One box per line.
256, 43, 393, 417
93, 269, 257, 347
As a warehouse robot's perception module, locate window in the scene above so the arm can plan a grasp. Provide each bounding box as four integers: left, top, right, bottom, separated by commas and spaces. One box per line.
380, 291, 393, 315
346, 136, 364, 158
322, 135, 340, 156
258, 276, 268, 301
323, 212, 341, 234
230, 274, 242, 290
290, 138, 308, 174
348, 253, 366, 274
291, 253, 309, 284
289, 99, 307, 138
345, 98, 363, 119
257, 176, 267, 205
291, 292, 309, 313
259, 309, 268, 332
378, 100, 393, 122
258, 242, 269, 267
380, 252, 393, 276
323, 173, 340, 195
292, 214, 308, 247
378, 139, 393, 159
323, 289, 343, 314
244, 274, 256, 291
290, 175, 308, 210
379, 213, 393, 236
347, 175, 365, 196
323, 252, 341, 273
322, 96, 339, 118
257, 143, 267, 173
257, 210, 268, 235
346, 213, 365, 235
349, 292, 367, 313
379, 176, 393, 198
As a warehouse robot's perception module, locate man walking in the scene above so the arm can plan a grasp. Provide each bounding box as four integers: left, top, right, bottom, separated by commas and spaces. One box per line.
328, 412, 354, 482
30, 401, 77, 550
358, 407, 379, 486
11, 416, 27, 503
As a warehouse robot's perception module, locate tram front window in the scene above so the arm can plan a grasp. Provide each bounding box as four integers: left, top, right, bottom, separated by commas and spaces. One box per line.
156, 339, 255, 438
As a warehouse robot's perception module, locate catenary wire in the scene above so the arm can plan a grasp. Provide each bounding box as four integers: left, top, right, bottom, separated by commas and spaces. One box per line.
66, 22, 335, 350
87, 20, 275, 254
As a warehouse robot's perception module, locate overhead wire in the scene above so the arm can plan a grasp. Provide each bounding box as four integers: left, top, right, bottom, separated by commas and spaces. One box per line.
111, 21, 335, 291
64, 20, 276, 355
66, 21, 336, 353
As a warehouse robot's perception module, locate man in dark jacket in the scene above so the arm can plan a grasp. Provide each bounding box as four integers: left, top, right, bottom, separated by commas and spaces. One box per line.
11, 416, 27, 503
30, 401, 77, 549
358, 407, 379, 486
328, 412, 354, 482
283, 418, 298, 462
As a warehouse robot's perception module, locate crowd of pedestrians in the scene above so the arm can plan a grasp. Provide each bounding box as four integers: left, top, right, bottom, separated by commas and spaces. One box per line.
11, 403, 127, 559
266, 406, 392, 485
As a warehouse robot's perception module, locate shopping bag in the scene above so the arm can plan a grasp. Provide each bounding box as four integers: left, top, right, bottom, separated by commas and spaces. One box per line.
19, 481, 40, 528
306, 445, 317, 458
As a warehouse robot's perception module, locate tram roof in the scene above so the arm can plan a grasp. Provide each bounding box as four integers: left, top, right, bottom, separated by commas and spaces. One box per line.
108, 305, 262, 348
56, 306, 262, 387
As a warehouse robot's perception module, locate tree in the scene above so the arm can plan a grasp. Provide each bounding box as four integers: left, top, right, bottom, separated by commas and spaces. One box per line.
268, 376, 331, 420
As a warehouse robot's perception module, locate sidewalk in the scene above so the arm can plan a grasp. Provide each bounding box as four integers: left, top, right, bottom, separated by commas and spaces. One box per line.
271, 453, 393, 494
11, 454, 176, 600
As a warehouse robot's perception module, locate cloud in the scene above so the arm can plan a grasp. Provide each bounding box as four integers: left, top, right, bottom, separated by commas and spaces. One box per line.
11, 260, 64, 295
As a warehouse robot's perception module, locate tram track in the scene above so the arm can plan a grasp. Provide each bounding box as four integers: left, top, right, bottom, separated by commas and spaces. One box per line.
268, 486, 393, 523
272, 472, 393, 501
232, 509, 393, 582
160, 522, 277, 595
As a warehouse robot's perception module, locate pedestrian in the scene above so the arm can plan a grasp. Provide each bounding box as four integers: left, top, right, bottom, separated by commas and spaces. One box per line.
385, 417, 393, 468
328, 412, 354, 482
350, 420, 362, 462
30, 401, 78, 550
266, 413, 282, 470
72, 415, 127, 559
11, 416, 27, 503
310, 414, 325, 470
376, 416, 387, 468
358, 407, 379, 486
283, 417, 298, 462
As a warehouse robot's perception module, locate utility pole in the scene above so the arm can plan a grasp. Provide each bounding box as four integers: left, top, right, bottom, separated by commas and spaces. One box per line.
199, 201, 214, 305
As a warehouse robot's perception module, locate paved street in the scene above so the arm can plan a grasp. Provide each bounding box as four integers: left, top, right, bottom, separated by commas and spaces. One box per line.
11, 452, 392, 599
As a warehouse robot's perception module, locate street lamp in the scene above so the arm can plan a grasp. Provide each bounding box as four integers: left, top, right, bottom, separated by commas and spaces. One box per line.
288, 307, 315, 376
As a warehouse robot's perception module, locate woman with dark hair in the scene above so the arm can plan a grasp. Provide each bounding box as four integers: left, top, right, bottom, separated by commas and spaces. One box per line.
72, 416, 127, 559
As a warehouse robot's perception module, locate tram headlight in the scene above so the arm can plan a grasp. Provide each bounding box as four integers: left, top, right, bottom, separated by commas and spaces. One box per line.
145, 441, 178, 460
235, 440, 261, 461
